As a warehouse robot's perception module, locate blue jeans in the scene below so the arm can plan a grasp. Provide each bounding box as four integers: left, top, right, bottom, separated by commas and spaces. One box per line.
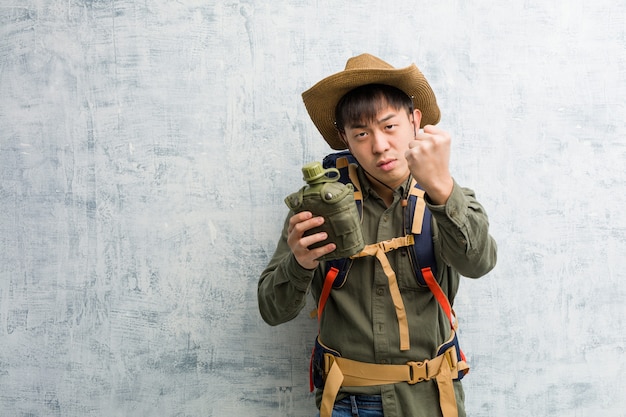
316, 395, 384, 417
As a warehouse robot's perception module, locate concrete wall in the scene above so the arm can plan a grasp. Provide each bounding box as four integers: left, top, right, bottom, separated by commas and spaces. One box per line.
1, 1, 624, 416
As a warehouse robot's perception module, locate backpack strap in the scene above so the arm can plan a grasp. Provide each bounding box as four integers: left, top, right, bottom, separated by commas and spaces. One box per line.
318, 336, 466, 417
404, 179, 437, 286
324, 151, 362, 218
309, 258, 351, 320
406, 178, 426, 234
350, 236, 416, 351
317, 267, 339, 321
422, 266, 468, 366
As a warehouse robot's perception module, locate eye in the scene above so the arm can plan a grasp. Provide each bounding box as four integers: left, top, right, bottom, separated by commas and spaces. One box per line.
354, 131, 368, 139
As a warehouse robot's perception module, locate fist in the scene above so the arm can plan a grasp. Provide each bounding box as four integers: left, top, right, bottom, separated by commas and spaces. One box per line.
405, 125, 454, 204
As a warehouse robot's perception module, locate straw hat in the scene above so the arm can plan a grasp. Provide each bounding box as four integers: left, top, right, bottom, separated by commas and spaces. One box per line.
302, 53, 440, 150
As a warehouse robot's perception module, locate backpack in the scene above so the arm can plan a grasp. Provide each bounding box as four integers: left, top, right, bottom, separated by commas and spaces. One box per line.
309, 151, 468, 392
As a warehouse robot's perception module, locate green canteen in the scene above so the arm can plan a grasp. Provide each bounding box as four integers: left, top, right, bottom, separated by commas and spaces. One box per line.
285, 161, 365, 261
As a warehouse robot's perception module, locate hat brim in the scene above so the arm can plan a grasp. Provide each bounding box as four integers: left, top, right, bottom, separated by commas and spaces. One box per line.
302, 63, 441, 150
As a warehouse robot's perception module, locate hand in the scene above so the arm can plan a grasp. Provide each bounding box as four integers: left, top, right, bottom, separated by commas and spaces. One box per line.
287, 211, 336, 270
405, 125, 454, 205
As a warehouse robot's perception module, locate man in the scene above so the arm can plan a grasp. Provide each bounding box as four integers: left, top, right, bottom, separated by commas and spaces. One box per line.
258, 53, 497, 417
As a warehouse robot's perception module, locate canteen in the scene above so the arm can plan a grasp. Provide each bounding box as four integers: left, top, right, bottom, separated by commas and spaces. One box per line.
285, 161, 364, 261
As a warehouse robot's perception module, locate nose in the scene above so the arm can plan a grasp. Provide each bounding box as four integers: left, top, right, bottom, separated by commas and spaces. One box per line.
371, 131, 390, 154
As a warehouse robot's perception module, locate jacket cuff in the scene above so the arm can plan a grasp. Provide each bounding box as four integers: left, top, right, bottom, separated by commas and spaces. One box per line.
426, 179, 467, 228
285, 253, 317, 292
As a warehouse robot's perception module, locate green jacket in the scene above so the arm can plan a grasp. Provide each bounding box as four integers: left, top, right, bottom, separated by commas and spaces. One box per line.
258, 168, 497, 417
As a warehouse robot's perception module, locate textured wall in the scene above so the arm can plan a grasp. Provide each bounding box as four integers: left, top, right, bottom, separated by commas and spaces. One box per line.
1, 1, 624, 416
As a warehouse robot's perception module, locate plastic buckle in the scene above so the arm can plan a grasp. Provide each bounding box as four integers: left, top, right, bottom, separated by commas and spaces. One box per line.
323, 353, 336, 376
444, 347, 458, 369
379, 239, 395, 252
407, 360, 429, 384
442, 348, 462, 380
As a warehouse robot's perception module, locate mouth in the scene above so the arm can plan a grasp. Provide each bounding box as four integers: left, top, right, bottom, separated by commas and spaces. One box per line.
377, 158, 397, 171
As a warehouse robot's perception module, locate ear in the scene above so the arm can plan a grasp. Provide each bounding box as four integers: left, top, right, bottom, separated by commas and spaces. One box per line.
411, 108, 423, 128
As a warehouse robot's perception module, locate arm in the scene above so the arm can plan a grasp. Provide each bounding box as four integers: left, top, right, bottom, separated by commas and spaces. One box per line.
406, 124, 497, 277
258, 211, 334, 325
427, 180, 497, 278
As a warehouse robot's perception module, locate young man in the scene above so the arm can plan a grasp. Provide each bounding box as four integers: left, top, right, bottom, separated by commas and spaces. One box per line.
258, 54, 497, 417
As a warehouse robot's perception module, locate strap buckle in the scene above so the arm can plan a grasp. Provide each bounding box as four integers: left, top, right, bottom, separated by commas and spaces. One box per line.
407, 360, 429, 384
443, 347, 460, 379
323, 352, 336, 376
380, 235, 414, 252
444, 346, 458, 369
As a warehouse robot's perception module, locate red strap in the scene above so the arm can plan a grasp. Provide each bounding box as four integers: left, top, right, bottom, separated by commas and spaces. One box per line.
309, 344, 315, 391
311, 267, 340, 392
318, 267, 339, 321
421, 267, 454, 329
422, 266, 467, 362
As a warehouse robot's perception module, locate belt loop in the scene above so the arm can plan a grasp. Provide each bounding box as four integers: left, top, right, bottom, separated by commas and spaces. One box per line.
350, 395, 359, 416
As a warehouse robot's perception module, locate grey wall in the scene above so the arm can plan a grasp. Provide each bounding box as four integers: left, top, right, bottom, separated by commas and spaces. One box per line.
1, 1, 624, 416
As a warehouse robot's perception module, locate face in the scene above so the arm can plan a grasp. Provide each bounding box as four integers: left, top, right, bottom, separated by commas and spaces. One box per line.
341, 105, 422, 190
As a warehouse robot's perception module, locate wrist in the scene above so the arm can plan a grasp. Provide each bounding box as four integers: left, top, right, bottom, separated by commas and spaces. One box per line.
425, 177, 454, 205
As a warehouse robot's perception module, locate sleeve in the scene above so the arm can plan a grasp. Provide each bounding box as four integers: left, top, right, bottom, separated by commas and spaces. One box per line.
257, 212, 319, 326
426, 180, 498, 278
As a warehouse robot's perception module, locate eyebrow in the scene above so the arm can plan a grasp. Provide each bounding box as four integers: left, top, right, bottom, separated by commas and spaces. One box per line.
348, 112, 398, 130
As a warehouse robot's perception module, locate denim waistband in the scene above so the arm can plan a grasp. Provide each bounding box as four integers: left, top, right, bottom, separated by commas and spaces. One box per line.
336, 394, 383, 410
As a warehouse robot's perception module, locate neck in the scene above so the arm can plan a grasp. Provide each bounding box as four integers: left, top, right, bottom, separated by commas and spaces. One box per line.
365, 171, 410, 207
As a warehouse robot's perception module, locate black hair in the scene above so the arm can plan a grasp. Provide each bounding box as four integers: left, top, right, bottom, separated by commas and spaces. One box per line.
334, 84, 414, 133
